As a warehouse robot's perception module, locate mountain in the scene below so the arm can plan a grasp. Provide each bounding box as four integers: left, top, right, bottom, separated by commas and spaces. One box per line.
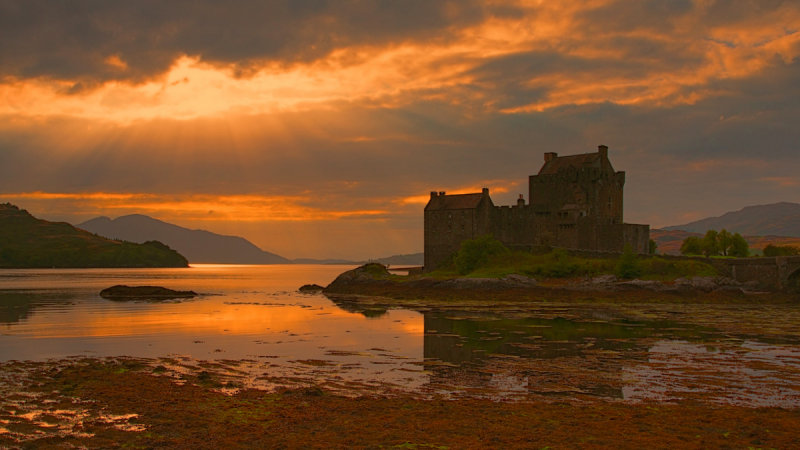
664, 202, 800, 236
0, 203, 188, 268
371, 253, 424, 266
77, 214, 289, 264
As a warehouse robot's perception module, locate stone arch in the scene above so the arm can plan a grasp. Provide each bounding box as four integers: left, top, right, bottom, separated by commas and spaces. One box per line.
786, 267, 800, 293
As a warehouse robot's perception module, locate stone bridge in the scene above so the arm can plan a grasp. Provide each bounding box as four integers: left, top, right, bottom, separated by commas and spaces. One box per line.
712, 256, 800, 292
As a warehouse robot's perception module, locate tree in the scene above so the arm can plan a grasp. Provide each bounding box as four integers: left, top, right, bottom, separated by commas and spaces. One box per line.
702, 230, 719, 256
681, 229, 749, 258
763, 244, 800, 257
649, 239, 658, 254
453, 235, 509, 275
717, 229, 732, 256
729, 233, 749, 257
680, 236, 703, 255
615, 244, 642, 279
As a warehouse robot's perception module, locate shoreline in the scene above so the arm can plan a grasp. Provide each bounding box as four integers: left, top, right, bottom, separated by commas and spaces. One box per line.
322, 264, 798, 306
2, 357, 799, 448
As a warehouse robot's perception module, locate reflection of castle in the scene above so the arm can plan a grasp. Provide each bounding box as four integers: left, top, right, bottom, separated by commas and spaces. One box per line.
421, 313, 645, 399
424, 145, 650, 271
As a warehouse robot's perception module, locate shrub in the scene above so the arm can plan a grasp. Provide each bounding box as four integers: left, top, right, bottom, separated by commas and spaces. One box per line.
615, 245, 642, 279
763, 244, 800, 257
453, 235, 509, 275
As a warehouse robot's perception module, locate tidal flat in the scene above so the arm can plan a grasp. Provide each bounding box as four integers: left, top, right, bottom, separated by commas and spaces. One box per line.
2, 265, 800, 447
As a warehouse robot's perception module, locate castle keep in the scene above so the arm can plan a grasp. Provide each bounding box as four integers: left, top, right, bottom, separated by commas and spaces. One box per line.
424, 145, 650, 271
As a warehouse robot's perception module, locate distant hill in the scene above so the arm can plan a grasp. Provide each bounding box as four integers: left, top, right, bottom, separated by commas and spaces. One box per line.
0, 203, 188, 268
650, 229, 701, 255
77, 214, 289, 264
664, 202, 800, 236
371, 253, 424, 266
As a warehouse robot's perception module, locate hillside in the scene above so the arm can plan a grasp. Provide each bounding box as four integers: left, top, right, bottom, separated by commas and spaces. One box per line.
664, 202, 800, 236
77, 214, 289, 264
0, 204, 188, 268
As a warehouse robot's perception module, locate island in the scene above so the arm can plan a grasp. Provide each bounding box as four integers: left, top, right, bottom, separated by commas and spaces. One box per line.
323, 242, 798, 306
99, 285, 198, 300
0, 203, 188, 268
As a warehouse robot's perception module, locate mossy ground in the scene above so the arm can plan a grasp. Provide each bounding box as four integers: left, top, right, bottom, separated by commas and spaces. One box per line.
2, 359, 799, 448
430, 249, 718, 281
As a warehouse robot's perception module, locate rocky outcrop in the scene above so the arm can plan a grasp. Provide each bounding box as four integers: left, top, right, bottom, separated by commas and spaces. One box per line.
100, 285, 197, 300
324, 264, 538, 294
298, 284, 324, 293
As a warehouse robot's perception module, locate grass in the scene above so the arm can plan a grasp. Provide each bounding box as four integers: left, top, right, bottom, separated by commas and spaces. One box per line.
428, 249, 718, 281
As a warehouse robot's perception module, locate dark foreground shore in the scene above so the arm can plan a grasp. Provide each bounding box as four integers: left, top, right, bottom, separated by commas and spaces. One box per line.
2, 358, 799, 448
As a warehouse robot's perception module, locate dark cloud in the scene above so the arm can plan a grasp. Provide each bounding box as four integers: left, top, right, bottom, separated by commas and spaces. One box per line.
2, 0, 799, 255
0, 0, 504, 83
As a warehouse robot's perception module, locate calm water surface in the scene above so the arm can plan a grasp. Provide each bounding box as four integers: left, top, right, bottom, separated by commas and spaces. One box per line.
2, 264, 800, 406
0, 264, 419, 361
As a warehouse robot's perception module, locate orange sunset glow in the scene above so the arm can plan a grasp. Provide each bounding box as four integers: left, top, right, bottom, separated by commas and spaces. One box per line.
2, 0, 799, 259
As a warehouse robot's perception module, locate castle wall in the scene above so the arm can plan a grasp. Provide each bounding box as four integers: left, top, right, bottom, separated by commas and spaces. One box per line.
623, 223, 650, 254
490, 205, 539, 246
424, 194, 494, 271
424, 208, 477, 271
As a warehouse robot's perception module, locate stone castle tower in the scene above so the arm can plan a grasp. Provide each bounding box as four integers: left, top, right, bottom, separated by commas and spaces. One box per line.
424, 145, 650, 271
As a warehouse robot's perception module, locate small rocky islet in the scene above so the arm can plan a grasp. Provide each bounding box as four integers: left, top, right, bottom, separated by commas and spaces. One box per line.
99, 285, 198, 300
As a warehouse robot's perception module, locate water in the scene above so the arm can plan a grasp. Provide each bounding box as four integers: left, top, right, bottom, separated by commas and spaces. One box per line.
2, 264, 800, 406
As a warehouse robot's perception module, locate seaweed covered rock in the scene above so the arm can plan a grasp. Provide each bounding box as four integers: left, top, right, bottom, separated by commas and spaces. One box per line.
324, 263, 392, 293
100, 285, 197, 300
298, 284, 324, 293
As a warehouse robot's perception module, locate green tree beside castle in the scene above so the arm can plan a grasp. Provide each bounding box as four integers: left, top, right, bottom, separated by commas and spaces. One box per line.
680, 229, 748, 257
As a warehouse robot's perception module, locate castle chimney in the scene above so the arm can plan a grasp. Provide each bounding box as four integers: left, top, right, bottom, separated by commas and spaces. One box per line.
598, 145, 608, 158
481, 187, 489, 195
439, 191, 446, 196
517, 194, 525, 206
544, 152, 558, 162
430, 191, 437, 198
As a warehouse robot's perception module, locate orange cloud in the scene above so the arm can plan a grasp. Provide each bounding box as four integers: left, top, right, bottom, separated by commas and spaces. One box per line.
3, 2, 797, 123
2, 191, 390, 222
399, 180, 520, 205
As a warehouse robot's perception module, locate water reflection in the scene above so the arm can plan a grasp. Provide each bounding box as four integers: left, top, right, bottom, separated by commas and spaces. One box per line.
1, 265, 800, 407
330, 298, 800, 405
0, 291, 77, 325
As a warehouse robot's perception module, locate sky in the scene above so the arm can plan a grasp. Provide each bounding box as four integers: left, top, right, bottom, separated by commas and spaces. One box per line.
1, 0, 799, 260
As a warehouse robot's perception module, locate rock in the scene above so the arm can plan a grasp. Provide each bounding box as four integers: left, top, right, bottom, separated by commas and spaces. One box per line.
502, 274, 538, 286
100, 285, 197, 300
298, 284, 324, 293
590, 274, 617, 285
617, 279, 665, 291
687, 277, 719, 292
324, 263, 392, 292
714, 277, 741, 287
714, 285, 744, 294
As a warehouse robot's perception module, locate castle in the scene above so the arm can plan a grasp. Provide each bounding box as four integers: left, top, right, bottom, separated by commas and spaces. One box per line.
424, 145, 650, 271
